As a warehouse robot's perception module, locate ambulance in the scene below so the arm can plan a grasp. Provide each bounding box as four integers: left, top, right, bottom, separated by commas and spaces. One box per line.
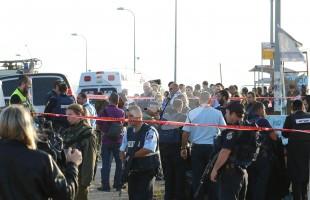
77, 71, 144, 96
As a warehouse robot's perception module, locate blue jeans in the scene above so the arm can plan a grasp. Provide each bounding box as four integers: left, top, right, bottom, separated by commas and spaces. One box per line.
101, 143, 122, 190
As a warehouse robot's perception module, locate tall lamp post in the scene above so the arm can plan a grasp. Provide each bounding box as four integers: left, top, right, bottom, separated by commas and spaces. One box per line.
174, 0, 178, 82
71, 33, 88, 72
117, 7, 136, 73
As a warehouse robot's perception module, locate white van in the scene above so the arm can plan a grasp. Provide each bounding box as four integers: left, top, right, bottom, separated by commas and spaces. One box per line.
0, 73, 74, 113
77, 71, 144, 96
0, 81, 5, 108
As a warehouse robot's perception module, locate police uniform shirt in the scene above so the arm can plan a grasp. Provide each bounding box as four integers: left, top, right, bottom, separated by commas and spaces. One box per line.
255, 117, 272, 133
120, 126, 158, 153
253, 116, 273, 139
182, 106, 226, 144
283, 111, 310, 141
220, 129, 237, 150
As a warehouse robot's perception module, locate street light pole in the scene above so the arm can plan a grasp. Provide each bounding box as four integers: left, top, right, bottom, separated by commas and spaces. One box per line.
117, 7, 136, 73
174, 0, 178, 83
71, 33, 88, 72
274, 0, 282, 114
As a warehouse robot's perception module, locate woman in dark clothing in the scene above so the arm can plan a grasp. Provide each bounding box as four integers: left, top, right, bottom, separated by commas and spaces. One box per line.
62, 104, 97, 200
0, 105, 82, 200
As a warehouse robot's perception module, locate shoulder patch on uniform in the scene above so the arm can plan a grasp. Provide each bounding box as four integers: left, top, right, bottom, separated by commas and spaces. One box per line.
296, 118, 310, 124
226, 132, 233, 140
146, 134, 154, 140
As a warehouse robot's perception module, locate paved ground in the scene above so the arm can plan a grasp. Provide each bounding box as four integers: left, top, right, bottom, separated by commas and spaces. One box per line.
88, 161, 164, 200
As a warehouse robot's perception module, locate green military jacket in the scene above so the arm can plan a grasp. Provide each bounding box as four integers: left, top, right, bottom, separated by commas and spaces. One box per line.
63, 121, 97, 187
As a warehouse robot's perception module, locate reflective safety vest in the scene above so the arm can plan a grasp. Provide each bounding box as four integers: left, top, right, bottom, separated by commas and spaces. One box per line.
10, 88, 34, 112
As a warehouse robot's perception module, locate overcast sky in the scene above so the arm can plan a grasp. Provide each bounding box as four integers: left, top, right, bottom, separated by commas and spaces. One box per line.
0, 0, 309, 90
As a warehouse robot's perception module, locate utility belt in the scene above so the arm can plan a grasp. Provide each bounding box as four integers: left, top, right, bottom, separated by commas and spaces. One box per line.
130, 153, 160, 172
222, 162, 245, 171
224, 162, 236, 170
228, 156, 250, 169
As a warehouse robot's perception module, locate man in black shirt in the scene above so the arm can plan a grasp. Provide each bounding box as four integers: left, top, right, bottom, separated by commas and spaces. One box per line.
283, 100, 310, 200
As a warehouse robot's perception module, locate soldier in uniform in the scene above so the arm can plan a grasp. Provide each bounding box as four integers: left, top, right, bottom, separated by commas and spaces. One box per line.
10, 75, 34, 113
120, 105, 160, 200
62, 104, 97, 200
210, 101, 260, 200
283, 99, 310, 200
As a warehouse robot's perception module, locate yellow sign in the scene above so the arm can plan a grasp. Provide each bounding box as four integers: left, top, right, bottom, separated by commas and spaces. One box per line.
262, 42, 275, 60
262, 49, 274, 59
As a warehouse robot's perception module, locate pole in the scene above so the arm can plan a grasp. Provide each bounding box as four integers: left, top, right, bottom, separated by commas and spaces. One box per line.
274, 0, 282, 114
270, 0, 274, 90
117, 8, 136, 73
71, 33, 88, 72
85, 38, 88, 72
174, 0, 177, 82
133, 12, 136, 73
220, 63, 223, 84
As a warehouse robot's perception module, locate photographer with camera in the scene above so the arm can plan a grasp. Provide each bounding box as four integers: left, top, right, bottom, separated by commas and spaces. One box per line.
0, 105, 82, 200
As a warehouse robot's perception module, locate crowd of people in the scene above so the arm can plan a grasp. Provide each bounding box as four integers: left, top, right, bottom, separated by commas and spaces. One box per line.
0, 75, 310, 200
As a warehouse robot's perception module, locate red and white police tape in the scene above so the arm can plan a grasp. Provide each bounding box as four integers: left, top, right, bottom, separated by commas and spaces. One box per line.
87, 94, 304, 101
34, 112, 310, 134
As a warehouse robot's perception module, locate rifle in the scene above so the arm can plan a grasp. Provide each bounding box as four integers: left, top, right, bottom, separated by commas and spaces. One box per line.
193, 152, 219, 199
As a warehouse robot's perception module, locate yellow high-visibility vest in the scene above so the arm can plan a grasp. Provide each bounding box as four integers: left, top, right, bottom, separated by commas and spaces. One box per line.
10, 88, 34, 112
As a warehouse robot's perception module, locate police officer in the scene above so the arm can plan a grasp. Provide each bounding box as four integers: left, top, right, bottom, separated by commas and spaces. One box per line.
210, 101, 259, 200
282, 99, 310, 200
120, 105, 160, 200
160, 99, 187, 200
246, 102, 278, 200
10, 75, 34, 112
44, 82, 75, 131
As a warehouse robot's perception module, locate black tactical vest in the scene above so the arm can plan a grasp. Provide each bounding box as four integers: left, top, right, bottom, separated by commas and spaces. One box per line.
127, 124, 160, 172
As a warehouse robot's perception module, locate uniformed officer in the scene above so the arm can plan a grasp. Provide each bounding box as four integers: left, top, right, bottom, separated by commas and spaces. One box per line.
120, 105, 160, 200
160, 99, 187, 200
10, 75, 34, 113
210, 101, 259, 200
44, 82, 75, 131
246, 102, 278, 200
282, 99, 310, 200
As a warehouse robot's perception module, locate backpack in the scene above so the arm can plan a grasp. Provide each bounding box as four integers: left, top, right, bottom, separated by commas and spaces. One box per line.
230, 120, 261, 168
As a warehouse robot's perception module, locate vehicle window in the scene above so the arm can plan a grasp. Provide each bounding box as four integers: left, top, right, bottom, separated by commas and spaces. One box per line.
2, 78, 19, 97
81, 88, 98, 94
32, 77, 61, 106
100, 87, 117, 94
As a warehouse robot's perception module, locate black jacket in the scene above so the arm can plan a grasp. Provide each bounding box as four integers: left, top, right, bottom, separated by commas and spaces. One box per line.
282, 110, 310, 142
0, 139, 79, 200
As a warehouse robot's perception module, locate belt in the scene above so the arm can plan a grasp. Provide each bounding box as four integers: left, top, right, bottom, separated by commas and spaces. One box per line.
224, 163, 235, 170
